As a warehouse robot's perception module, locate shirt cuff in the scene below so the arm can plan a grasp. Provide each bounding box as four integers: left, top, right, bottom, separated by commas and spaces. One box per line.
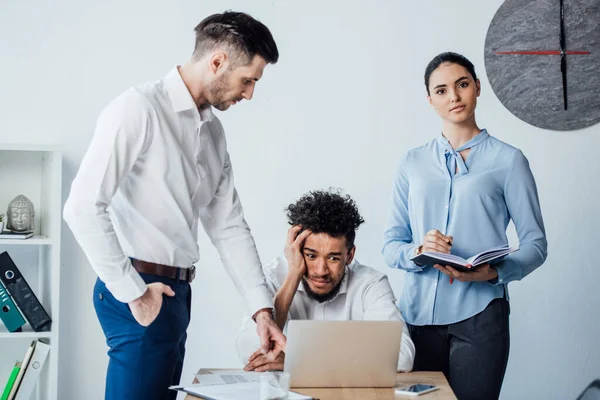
491, 257, 522, 286
235, 315, 262, 364
408, 244, 425, 272
105, 268, 148, 303
243, 286, 273, 318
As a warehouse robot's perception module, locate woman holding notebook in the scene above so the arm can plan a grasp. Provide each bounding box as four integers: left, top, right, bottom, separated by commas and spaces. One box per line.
382, 52, 547, 400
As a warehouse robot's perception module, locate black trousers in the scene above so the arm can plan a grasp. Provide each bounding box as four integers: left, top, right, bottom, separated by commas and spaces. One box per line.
408, 298, 510, 400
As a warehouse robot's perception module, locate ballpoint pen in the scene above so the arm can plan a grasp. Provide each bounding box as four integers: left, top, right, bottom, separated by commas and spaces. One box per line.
445, 236, 455, 284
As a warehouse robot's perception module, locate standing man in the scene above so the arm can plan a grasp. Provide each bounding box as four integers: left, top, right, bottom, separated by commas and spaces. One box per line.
64, 11, 285, 400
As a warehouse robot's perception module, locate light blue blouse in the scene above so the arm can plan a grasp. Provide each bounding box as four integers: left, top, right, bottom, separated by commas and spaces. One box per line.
382, 130, 547, 325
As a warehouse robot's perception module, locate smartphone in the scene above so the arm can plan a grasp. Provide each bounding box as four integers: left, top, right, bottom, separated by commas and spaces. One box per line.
395, 384, 439, 396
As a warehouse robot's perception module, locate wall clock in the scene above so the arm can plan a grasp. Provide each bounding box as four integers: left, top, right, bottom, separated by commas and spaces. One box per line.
484, 0, 600, 131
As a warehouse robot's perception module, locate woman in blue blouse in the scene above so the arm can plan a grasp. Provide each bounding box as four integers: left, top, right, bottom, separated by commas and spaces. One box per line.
382, 52, 547, 400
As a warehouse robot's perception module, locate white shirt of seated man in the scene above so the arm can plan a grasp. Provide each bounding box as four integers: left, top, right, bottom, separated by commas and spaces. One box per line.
236, 226, 415, 373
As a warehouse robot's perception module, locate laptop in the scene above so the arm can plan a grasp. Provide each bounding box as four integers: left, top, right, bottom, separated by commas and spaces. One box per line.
283, 320, 402, 388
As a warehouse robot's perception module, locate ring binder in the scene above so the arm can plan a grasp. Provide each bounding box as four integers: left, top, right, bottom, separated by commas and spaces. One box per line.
0, 252, 51, 332
0, 281, 25, 332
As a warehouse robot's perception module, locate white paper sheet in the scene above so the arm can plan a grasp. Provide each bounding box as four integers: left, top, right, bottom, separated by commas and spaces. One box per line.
193, 370, 262, 386
171, 381, 312, 400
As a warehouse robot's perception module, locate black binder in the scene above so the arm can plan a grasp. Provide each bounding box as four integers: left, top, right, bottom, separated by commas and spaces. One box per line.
0, 251, 51, 332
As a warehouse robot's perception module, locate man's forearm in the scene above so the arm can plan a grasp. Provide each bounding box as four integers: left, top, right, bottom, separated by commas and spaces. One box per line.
63, 201, 147, 303
273, 274, 302, 330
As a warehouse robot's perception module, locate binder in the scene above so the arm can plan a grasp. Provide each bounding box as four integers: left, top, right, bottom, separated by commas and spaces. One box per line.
0, 280, 25, 332
0, 252, 51, 332
0, 363, 21, 400
7, 341, 36, 400
15, 341, 50, 400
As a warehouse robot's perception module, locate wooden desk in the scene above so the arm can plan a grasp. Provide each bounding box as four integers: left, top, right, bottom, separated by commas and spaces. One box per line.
184, 369, 457, 400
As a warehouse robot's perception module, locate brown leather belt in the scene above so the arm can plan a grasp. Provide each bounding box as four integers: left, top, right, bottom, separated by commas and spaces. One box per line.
131, 259, 196, 283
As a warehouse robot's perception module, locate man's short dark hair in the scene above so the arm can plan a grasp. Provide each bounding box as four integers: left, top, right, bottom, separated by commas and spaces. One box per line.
193, 11, 279, 65
286, 190, 365, 250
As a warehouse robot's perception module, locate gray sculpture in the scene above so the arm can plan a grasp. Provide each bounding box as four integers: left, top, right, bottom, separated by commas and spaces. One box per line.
7, 195, 35, 232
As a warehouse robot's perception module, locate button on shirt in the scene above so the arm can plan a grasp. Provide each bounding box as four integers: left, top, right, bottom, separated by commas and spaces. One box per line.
64, 67, 271, 314
235, 257, 416, 372
382, 130, 547, 326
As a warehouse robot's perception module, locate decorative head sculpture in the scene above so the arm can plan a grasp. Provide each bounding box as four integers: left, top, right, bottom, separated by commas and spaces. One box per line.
7, 195, 35, 232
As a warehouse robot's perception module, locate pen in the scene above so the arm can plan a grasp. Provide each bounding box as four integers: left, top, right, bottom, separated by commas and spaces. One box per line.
446, 237, 454, 284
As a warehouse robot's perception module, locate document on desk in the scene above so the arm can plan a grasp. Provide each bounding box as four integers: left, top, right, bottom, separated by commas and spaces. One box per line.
193, 370, 261, 386
171, 381, 313, 400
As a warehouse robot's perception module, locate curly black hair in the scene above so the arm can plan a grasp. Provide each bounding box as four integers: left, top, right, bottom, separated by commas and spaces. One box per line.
285, 189, 365, 249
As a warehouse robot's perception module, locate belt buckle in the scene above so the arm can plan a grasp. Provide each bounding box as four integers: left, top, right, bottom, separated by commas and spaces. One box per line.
188, 265, 196, 282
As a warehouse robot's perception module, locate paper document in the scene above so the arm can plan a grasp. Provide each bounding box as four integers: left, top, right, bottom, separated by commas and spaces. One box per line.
193, 370, 261, 386
171, 381, 313, 400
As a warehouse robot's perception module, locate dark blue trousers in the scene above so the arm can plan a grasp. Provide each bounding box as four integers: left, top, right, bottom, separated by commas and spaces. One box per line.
408, 298, 510, 400
93, 273, 191, 400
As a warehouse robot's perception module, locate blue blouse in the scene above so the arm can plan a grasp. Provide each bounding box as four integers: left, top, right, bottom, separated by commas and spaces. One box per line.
382, 130, 547, 325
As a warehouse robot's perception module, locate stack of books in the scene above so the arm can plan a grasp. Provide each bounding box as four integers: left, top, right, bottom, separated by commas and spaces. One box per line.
0, 231, 34, 240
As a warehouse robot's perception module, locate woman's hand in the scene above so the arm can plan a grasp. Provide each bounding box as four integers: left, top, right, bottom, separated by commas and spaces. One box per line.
434, 263, 498, 283
419, 229, 453, 254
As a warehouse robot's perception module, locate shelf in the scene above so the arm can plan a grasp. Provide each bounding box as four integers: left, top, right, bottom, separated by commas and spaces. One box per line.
0, 326, 52, 339
0, 235, 55, 245
0, 143, 60, 152
0, 146, 62, 399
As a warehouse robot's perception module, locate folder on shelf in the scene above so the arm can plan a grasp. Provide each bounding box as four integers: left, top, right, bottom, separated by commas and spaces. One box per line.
1, 362, 21, 400
7, 341, 36, 400
0, 252, 51, 332
15, 341, 50, 400
0, 281, 25, 333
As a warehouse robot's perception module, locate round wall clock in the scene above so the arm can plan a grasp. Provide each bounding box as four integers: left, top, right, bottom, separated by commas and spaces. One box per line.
484, 0, 600, 131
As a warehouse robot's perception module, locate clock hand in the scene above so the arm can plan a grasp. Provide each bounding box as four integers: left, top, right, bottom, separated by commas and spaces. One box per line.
560, 0, 568, 110
561, 54, 567, 110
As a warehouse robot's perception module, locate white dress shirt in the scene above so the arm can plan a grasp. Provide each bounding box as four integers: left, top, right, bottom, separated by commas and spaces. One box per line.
236, 257, 416, 372
64, 67, 271, 314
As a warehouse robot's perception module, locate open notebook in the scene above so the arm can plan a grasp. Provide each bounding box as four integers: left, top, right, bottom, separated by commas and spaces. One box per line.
411, 244, 518, 272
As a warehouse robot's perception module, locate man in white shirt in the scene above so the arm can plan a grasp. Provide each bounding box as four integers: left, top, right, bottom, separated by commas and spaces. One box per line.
237, 190, 416, 373
63, 11, 285, 400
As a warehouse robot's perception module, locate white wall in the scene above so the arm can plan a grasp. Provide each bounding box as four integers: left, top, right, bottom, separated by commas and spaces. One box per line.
1, 1, 599, 399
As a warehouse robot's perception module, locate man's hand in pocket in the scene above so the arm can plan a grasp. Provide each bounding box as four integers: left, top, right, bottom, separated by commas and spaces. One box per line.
128, 283, 175, 326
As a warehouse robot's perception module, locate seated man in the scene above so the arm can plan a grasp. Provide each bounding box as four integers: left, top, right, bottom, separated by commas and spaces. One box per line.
236, 190, 415, 372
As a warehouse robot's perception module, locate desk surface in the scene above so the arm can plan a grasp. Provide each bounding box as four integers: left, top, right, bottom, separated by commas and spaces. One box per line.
184, 369, 457, 400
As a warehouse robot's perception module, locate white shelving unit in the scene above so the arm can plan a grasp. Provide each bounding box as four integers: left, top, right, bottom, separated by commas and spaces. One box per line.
0, 144, 62, 400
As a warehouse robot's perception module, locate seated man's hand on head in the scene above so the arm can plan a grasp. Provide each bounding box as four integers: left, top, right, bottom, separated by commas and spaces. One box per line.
269, 225, 312, 331
285, 225, 311, 279
244, 348, 285, 372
